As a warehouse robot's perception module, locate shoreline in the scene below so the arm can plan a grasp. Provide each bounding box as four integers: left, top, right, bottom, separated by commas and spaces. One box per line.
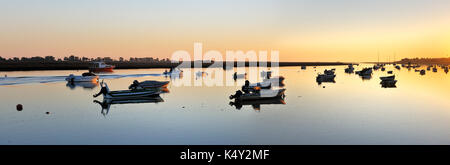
0, 61, 353, 71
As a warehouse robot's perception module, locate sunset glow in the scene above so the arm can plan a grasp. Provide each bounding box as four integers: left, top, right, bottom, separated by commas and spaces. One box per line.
1, 0, 450, 62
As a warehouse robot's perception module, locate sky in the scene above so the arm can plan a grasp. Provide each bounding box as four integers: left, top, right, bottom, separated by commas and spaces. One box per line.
1, 0, 450, 62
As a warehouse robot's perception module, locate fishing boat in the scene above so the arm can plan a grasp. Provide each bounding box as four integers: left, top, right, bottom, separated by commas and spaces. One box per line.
65, 72, 99, 82
345, 64, 355, 73
94, 82, 161, 99
89, 61, 115, 72
128, 80, 169, 89
229, 88, 286, 101
317, 69, 336, 81
380, 75, 395, 81
380, 80, 397, 88
357, 68, 372, 76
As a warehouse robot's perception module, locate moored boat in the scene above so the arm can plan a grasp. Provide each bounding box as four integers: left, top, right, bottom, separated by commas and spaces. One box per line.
380, 75, 395, 81
89, 61, 115, 72
94, 82, 161, 99
229, 88, 286, 101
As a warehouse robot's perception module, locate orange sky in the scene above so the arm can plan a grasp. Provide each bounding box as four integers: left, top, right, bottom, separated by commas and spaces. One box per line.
1, 0, 450, 62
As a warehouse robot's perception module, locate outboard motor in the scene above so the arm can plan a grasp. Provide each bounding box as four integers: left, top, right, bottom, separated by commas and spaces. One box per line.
128, 80, 140, 89
93, 82, 110, 98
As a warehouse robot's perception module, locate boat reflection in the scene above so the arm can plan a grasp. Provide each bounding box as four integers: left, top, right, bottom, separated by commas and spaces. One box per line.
93, 96, 164, 116
66, 81, 99, 90
229, 98, 286, 111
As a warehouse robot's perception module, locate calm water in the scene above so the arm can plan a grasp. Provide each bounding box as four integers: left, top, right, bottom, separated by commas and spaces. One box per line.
1, 65, 450, 145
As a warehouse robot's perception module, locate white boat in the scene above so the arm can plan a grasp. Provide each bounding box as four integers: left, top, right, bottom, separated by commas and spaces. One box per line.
65, 72, 99, 82
94, 82, 161, 99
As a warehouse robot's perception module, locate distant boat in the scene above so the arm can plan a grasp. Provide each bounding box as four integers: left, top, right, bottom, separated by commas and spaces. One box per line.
356, 68, 372, 76
89, 61, 115, 72
65, 72, 99, 82
380, 75, 395, 81
316, 69, 336, 82
380, 80, 397, 88
229, 89, 286, 101
345, 64, 354, 73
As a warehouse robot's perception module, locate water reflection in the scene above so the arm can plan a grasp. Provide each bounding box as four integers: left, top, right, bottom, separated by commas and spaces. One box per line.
229, 98, 286, 110
66, 81, 99, 90
93, 96, 164, 116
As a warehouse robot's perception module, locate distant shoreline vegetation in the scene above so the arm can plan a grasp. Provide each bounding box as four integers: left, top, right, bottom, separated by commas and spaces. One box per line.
398, 57, 450, 65
0, 55, 350, 71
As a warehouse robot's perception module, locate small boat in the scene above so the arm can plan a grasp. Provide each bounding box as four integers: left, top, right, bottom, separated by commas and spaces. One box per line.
345, 64, 354, 73
89, 61, 115, 72
65, 72, 99, 82
380, 80, 397, 88
94, 82, 160, 99
357, 68, 372, 76
380, 75, 395, 81
317, 69, 336, 82
420, 69, 426, 75
229, 89, 286, 101
128, 80, 169, 89
387, 71, 393, 74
